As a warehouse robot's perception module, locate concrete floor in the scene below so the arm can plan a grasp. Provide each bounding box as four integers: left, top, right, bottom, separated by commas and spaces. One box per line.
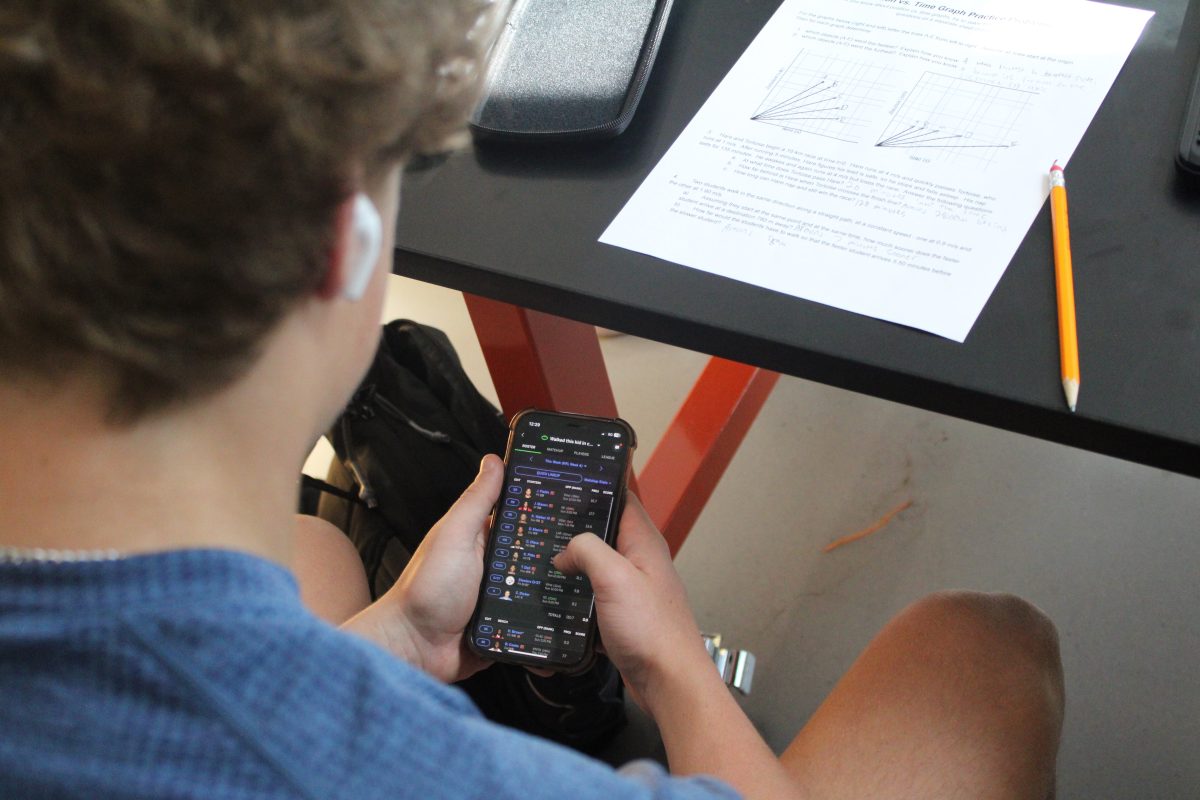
311, 274, 1200, 798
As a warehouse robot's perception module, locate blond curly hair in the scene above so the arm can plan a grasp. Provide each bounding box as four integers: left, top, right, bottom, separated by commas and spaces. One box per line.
0, 0, 496, 421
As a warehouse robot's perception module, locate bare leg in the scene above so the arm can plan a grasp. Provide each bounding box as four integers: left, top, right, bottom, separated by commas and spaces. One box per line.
781, 591, 1064, 800
292, 513, 372, 625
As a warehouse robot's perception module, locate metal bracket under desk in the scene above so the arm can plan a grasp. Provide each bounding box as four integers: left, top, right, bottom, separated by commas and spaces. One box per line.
464, 293, 779, 557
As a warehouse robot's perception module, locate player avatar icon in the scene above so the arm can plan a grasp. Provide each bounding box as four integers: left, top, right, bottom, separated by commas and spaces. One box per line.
504, 575, 515, 586
519, 513, 528, 523
524, 488, 532, 498
507, 565, 516, 575
499, 590, 513, 601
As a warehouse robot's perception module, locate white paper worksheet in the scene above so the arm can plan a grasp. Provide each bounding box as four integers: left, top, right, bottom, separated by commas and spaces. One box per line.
600, 0, 1153, 341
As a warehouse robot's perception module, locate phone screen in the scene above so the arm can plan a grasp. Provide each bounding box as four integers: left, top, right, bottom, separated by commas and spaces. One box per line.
470, 410, 634, 669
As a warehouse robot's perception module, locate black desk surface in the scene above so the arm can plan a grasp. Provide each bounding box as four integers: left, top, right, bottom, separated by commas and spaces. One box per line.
395, 0, 1200, 479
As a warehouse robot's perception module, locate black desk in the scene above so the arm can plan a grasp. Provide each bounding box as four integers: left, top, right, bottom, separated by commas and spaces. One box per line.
396, 0, 1200, 480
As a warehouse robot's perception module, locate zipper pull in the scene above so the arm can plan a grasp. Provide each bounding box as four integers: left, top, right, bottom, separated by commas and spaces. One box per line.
339, 413, 378, 509
346, 458, 378, 509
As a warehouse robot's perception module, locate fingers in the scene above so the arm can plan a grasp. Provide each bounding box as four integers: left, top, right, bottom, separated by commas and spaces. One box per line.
553, 495, 672, 588
456, 648, 495, 682
614, 493, 672, 565
553, 532, 633, 595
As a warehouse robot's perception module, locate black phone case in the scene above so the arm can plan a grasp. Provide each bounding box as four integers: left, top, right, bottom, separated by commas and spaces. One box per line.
467, 409, 635, 673
469, 0, 675, 142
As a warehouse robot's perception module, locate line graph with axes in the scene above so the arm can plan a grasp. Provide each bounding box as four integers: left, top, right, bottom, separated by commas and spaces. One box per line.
875, 73, 1035, 166
751, 51, 895, 144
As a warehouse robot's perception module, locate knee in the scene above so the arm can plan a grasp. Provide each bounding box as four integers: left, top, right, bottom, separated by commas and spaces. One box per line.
909, 591, 1060, 656
904, 591, 1064, 711
294, 513, 362, 571
293, 513, 371, 623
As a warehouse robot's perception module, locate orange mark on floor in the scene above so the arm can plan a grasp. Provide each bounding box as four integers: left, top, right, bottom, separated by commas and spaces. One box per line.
823, 500, 914, 554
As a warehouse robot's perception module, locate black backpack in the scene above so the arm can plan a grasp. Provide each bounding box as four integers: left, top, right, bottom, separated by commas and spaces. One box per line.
306, 320, 626, 753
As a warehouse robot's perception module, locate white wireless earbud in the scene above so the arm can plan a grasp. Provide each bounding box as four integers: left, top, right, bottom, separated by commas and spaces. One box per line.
342, 192, 383, 301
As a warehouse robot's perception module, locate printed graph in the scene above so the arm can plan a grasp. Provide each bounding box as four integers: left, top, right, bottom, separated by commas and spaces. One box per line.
751, 51, 896, 144
875, 73, 1035, 167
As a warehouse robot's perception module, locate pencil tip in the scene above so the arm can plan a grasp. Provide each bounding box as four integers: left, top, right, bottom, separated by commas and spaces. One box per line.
1063, 378, 1079, 412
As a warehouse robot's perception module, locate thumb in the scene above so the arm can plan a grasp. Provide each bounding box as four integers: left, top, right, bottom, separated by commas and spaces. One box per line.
451, 455, 503, 518
553, 532, 631, 595
430, 455, 503, 543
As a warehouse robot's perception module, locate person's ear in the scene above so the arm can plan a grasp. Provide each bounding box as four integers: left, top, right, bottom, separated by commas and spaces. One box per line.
320, 192, 382, 301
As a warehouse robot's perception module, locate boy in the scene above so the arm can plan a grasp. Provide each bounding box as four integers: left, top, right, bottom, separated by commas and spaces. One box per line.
0, 2, 1063, 797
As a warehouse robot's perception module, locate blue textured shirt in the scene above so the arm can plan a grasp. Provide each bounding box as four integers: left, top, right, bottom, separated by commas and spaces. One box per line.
0, 549, 738, 799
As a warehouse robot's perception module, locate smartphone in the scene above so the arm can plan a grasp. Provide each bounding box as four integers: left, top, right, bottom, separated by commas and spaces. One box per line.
467, 409, 636, 672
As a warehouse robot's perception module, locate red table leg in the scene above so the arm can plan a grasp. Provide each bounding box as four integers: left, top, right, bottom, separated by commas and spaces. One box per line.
463, 293, 778, 556
464, 294, 620, 420
638, 360, 779, 556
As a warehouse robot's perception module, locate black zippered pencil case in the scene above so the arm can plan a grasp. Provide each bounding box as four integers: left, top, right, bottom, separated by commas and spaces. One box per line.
469, 0, 675, 142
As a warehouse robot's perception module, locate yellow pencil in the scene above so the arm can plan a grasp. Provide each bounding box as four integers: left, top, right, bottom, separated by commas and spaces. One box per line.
1049, 162, 1080, 412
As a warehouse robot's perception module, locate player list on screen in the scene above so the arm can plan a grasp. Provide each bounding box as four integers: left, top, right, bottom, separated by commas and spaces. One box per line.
473, 427, 625, 663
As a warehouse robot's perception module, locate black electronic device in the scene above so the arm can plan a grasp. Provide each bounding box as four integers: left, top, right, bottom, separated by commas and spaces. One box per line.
1178, 51, 1200, 175
468, 409, 636, 673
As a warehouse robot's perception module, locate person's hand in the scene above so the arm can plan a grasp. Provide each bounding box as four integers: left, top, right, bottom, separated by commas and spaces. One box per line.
553, 494, 715, 710
342, 455, 502, 683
